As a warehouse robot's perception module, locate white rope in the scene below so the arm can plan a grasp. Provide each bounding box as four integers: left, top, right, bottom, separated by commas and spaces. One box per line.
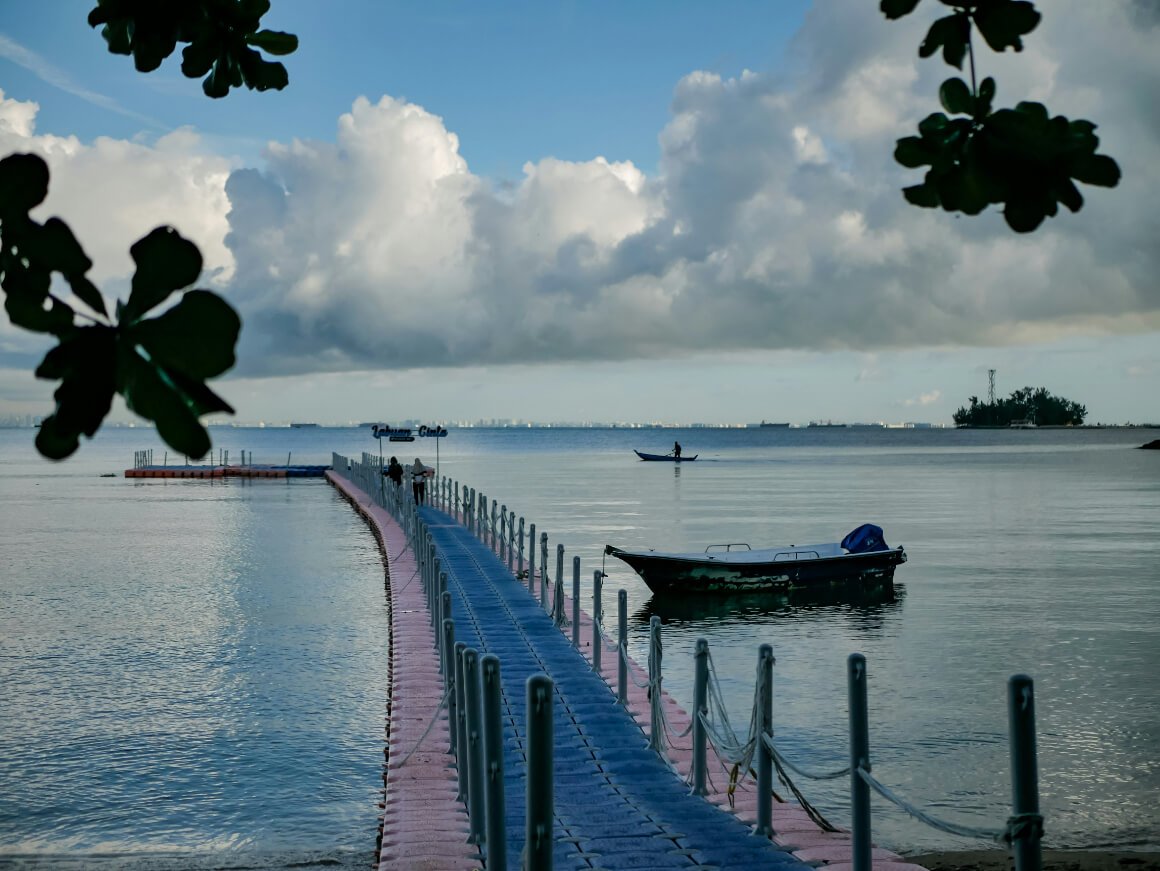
762, 733, 851, 781
619, 642, 652, 688
658, 695, 694, 740
391, 684, 453, 769
394, 565, 423, 595
856, 766, 1013, 842
699, 650, 759, 773
553, 576, 569, 628
699, 709, 755, 766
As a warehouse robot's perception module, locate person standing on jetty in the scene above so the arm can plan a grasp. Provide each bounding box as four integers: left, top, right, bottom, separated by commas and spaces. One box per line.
385, 455, 403, 489
411, 457, 429, 504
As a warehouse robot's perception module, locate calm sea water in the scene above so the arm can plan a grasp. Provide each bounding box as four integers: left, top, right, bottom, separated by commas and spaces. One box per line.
1, 424, 1158, 865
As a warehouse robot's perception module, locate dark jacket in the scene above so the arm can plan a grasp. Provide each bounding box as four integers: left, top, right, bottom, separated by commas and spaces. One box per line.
386, 460, 404, 485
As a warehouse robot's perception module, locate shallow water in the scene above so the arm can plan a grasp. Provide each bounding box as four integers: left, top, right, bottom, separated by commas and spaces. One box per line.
1, 432, 388, 869
1, 424, 1158, 862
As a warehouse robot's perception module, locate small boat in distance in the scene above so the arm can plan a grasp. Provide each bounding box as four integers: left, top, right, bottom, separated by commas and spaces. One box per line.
606, 523, 905, 595
759, 421, 790, 428
634, 450, 698, 462
289, 422, 319, 428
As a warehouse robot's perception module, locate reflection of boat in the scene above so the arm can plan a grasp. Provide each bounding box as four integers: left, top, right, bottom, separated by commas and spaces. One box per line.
634, 450, 698, 462
636, 584, 905, 627
605, 524, 905, 595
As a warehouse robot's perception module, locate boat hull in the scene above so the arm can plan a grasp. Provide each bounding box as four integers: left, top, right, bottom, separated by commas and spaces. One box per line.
634, 450, 698, 462
605, 545, 905, 595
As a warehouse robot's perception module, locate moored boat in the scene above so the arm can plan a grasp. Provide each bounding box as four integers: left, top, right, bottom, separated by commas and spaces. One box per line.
634, 450, 698, 462
605, 523, 905, 595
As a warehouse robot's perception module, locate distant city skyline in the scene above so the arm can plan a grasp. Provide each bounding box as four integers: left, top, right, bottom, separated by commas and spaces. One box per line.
8, 415, 1157, 431
1, 2, 1156, 430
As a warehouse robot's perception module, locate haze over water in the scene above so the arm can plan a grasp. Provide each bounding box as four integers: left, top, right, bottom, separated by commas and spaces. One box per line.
1, 424, 1157, 866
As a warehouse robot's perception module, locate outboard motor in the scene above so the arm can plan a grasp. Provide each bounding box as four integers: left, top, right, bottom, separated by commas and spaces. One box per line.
841, 524, 888, 553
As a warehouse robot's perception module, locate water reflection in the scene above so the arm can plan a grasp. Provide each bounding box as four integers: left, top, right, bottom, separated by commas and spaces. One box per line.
637, 584, 907, 631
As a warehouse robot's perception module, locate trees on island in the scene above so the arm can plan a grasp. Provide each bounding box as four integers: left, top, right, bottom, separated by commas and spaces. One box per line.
953, 386, 1087, 427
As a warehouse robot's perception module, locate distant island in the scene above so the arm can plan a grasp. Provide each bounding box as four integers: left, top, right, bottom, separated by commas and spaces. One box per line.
953, 386, 1086, 428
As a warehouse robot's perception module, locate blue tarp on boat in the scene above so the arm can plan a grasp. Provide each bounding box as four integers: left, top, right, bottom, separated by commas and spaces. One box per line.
841, 523, 888, 554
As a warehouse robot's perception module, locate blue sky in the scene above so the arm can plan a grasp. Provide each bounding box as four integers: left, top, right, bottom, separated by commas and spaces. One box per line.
0, 1, 810, 175
1, 1, 1157, 427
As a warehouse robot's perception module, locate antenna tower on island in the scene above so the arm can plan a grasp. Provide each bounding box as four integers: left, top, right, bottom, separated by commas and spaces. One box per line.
988, 369, 996, 405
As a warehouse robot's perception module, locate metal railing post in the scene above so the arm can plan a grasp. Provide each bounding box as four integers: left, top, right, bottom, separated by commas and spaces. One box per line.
499, 506, 506, 561
592, 570, 603, 675
454, 641, 468, 802
554, 544, 566, 625
422, 524, 431, 598
507, 511, 516, 572
527, 523, 536, 592
648, 616, 663, 751
517, 517, 525, 577
443, 618, 457, 756
755, 643, 774, 837
526, 674, 554, 871
463, 648, 486, 846
422, 545, 431, 614
848, 653, 872, 871
481, 655, 507, 871
430, 559, 442, 630
617, 590, 628, 704
1009, 674, 1043, 871
540, 532, 548, 608
436, 567, 447, 630
572, 557, 581, 647
439, 588, 451, 675
692, 638, 709, 795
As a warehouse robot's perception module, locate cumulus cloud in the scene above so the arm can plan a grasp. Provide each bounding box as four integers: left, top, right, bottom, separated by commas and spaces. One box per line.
216, 0, 1158, 377
0, 89, 234, 288
3, 0, 1157, 389
902, 390, 942, 407
0, 88, 235, 379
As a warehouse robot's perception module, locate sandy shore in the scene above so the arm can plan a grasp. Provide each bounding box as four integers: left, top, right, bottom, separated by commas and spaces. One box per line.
909, 849, 1160, 871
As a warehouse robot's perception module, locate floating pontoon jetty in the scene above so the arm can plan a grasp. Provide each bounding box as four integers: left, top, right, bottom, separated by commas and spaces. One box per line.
325, 452, 1031, 871
124, 449, 328, 478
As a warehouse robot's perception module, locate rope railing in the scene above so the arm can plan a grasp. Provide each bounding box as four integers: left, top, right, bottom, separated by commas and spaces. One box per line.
761, 733, 850, 781
696, 648, 759, 794
855, 766, 1009, 841
391, 684, 453, 769
618, 642, 652, 689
